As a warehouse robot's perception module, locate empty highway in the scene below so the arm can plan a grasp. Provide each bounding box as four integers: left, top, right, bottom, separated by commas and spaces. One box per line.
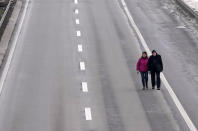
0, 0, 198, 130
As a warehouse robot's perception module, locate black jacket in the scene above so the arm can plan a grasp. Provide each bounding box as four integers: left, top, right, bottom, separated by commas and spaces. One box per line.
148, 54, 163, 72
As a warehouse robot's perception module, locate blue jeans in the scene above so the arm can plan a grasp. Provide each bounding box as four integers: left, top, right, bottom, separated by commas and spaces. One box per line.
140, 72, 148, 88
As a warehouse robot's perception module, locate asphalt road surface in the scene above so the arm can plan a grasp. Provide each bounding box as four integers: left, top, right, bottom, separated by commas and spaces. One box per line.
0, 0, 197, 130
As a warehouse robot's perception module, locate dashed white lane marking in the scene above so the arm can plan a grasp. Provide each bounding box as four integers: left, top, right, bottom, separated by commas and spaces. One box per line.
78, 44, 83, 52
85, 107, 92, 120
75, 9, 79, 14
74, 0, 78, 4
76, 30, 81, 37
76, 19, 80, 25
80, 62, 85, 71
0, 0, 30, 94
120, 0, 197, 130
82, 82, 88, 92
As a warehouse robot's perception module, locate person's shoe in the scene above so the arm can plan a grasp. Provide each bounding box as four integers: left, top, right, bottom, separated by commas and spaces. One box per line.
152, 87, 155, 90
157, 88, 160, 90
142, 87, 145, 90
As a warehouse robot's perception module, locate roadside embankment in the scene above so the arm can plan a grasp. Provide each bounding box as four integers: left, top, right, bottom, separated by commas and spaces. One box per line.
175, 0, 198, 18
0, 0, 22, 67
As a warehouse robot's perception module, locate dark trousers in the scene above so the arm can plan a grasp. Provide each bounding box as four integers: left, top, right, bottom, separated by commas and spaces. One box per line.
140, 72, 148, 88
151, 71, 161, 88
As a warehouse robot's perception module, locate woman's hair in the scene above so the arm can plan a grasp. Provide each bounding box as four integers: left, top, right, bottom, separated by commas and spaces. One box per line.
142, 51, 148, 58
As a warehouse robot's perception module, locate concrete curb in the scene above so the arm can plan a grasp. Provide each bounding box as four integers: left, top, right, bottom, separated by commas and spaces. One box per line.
175, 0, 198, 18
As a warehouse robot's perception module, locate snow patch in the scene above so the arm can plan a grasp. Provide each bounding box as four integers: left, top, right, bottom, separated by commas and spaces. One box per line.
183, 0, 198, 12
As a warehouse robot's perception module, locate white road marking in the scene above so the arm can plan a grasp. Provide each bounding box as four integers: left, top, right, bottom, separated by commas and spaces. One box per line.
120, 0, 197, 130
80, 62, 85, 71
0, 0, 30, 94
74, 0, 78, 4
76, 30, 81, 37
76, 19, 80, 25
85, 107, 92, 120
176, 26, 186, 29
82, 82, 88, 92
78, 44, 83, 52
75, 9, 79, 14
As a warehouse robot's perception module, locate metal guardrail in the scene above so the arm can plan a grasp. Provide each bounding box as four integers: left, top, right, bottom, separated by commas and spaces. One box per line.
0, 0, 13, 28
175, 0, 198, 19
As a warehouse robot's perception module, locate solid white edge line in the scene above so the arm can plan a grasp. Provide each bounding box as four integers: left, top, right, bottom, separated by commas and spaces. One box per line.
76, 19, 80, 25
76, 30, 81, 37
82, 82, 88, 92
85, 107, 92, 120
78, 44, 83, 52
80, 62, 85, 71
0, 0, 30, 95
120, 0, 197, 130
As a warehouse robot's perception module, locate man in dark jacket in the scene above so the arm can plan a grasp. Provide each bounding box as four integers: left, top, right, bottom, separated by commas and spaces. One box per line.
148, 50, 163, 90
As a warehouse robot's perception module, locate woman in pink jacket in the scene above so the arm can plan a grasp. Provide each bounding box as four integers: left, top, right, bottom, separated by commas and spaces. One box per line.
136, 52, 149, 90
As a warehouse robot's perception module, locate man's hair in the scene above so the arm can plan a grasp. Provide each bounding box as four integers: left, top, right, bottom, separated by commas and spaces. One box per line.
152, 50, 157, 53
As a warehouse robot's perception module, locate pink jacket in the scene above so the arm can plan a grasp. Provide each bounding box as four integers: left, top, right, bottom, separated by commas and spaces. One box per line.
136, 57, 149, 72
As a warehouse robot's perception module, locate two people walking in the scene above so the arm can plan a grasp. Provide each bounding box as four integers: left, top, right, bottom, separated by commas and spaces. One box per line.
136, 50, 163, 90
